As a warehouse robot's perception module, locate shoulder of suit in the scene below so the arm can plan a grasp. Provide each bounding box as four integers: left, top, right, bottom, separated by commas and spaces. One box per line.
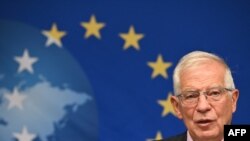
155, 132, 187, 141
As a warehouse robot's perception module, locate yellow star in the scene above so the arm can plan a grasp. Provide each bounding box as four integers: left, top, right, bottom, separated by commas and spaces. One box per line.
158, 92, 176, 117
81, 15, 105, 39
147, 54, 172, 79
42, 23, 66, 48
147, 131, 163, 141
154, 131, 163, 140
119, 26, 144, 50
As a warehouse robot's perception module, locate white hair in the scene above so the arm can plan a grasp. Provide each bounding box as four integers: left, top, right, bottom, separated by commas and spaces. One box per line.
173, 51, 235, 95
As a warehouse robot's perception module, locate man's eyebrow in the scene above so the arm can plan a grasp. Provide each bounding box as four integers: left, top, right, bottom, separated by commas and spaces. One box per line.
181, 88, 199, 91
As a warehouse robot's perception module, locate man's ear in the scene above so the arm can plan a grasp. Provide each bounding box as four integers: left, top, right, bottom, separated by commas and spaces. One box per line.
171, 96, 183, 119
231, 89, 239, 113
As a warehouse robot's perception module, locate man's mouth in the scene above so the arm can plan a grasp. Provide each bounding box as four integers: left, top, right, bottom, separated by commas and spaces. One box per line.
195, 119, 214, 127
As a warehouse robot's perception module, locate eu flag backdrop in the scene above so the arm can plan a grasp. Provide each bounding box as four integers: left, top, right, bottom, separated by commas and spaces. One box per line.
0, 0, 250, 141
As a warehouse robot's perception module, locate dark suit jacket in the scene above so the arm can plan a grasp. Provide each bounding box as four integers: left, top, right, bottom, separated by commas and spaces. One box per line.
156, 132, 187, 141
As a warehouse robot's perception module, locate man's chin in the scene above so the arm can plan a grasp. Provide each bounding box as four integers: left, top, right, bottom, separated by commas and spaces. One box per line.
195, 130, 221, 140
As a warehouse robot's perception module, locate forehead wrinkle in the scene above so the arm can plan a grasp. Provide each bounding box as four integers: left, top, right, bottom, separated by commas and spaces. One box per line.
179, 61, 226, 91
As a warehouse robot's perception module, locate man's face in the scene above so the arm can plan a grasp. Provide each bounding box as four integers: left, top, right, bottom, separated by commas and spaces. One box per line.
171, 60, 239, 141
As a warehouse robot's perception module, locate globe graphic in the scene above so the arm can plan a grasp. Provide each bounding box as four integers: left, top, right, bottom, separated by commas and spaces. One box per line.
0, 20, 98, 141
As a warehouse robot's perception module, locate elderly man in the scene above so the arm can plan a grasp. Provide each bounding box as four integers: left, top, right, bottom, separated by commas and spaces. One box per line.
160, 51, 239, 141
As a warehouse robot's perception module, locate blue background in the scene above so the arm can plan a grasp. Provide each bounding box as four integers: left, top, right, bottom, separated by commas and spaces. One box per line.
0, 0, 250, 140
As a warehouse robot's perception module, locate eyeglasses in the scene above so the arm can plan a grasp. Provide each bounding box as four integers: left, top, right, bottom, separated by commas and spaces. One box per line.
176, 87, 233, 106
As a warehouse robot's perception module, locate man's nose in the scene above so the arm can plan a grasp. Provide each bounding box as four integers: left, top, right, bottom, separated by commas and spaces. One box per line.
196, 94, 211, 113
